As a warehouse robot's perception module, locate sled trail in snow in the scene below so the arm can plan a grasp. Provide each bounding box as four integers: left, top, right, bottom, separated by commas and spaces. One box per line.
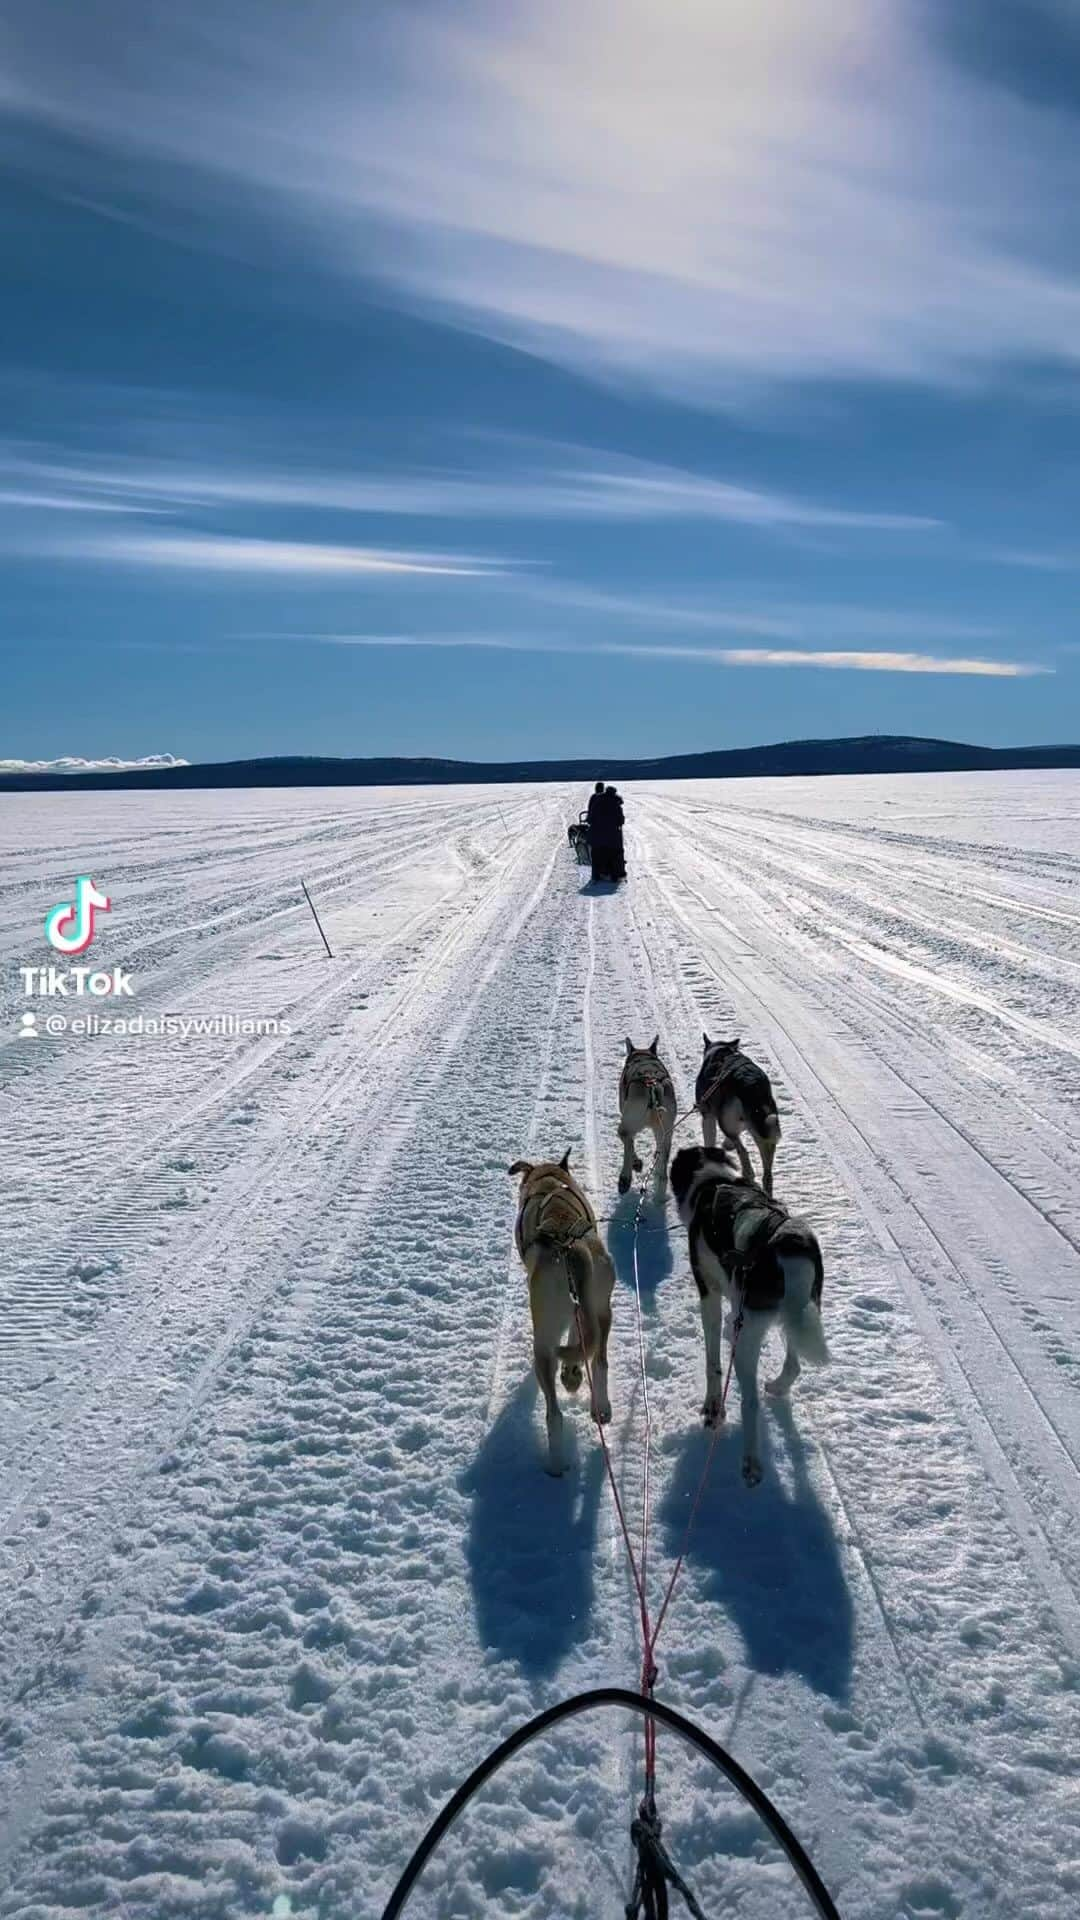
0, 772, 1078, 1920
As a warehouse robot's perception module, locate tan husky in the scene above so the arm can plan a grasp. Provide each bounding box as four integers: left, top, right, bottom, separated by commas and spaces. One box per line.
508, 1153, 615, 1475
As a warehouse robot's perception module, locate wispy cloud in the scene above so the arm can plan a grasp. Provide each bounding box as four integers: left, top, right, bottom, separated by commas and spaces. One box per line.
7, 2, 1080, 395
982, 545, 1080, 573
673, 650, 1046, 678
33, 533, 510, 577
0, 488, 166, 514
0, 444, 937, 534
272, 632, 1048, 677
526, 582, 1000, 642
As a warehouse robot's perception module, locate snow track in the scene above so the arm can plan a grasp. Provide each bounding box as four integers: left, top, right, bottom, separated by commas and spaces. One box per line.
1, 774, 1078, 1920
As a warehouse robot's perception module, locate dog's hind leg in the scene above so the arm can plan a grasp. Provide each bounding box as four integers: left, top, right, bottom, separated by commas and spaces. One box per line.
699, 1287, 726, 1426
556, 1316, 584, 1393
558, 1244, 596, 1402
728, 1130, 756, 1186
617, 1124, 638, 1196
701, 1110, 718, 1151
757, 1127, 778, 1198
651, 1107, 674, 1194
534, 1344, 566, 1475
765, 1344, 801, 1398
591, 1299, 613, 1426
591, 1247, 615, 1425
530, 1264, 569, 1473
734, 1315, 768, 1487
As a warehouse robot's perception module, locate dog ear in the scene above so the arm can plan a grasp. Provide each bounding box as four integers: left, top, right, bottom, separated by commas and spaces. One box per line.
727, 1037, 740, 1052
507, 1159, 533, 1178
648, 1034, 659, 1055
702, 1031, 711, 1048
625, 1036, 635, 1056
559, 1150, 571, 1171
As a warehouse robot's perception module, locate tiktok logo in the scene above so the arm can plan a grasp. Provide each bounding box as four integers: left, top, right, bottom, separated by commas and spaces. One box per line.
44, 876, 112, 957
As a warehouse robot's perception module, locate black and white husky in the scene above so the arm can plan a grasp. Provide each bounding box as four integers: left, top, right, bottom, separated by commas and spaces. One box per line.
695, 1035, 781, 1196
617, 1036, 676, 1196
670, 1144, 828, 1487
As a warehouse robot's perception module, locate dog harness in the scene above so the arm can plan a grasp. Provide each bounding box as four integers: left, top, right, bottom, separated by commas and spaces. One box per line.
515, 1176, 595, 1259
699, 1186, 794, 1310
620, 1054, 674, 1114
695, 1050, 777, 1140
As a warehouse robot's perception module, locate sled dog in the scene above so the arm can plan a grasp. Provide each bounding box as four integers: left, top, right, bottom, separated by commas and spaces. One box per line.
670, 1144, 828, 1487
618, 1036, 676, 1196
508, 1153, 615, 1475
695, 1035, 781, 1196
567, 818, 590, 865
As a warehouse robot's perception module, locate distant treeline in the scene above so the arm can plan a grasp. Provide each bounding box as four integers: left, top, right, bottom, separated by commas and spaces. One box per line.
3, 735, 1079, 793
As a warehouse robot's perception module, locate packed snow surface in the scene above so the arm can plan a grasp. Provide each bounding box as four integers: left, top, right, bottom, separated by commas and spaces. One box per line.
1, 771, 1079, 1919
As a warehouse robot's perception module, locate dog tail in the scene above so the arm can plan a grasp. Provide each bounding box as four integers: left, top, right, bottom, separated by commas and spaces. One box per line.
785, 1298, 829, 1365
745, 1088, 781, 1142
557, 1243, 598, 1361
778, 1249, 829, 1365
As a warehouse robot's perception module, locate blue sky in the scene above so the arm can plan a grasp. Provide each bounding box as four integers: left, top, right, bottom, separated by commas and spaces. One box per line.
3, 0, 1080, 766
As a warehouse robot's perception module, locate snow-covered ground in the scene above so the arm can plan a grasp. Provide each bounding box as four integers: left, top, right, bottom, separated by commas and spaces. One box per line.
1, 771, 1078, 1920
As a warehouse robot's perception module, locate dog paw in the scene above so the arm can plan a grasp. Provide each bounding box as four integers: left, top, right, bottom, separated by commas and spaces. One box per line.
742, 1454, 763, 1488
701, 1399, 725, 1428
591, 1394, 612, 1425
560, 1363, 583, 1394
764, 1376, 789, 1398
545, 1460, 567, 1477
617, 1174, 631, 1195
633, 1155, 643, 1172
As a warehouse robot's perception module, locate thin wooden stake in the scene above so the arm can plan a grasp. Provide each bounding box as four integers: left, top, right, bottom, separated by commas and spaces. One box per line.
301, 878, 333, 959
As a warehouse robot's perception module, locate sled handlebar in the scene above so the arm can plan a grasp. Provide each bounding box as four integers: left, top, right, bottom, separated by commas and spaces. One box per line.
379, 1686, 841, 1919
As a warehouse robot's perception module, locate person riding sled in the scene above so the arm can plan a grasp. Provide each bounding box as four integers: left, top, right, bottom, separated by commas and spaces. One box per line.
586, 780, 626, 883
605, 785, 626, 879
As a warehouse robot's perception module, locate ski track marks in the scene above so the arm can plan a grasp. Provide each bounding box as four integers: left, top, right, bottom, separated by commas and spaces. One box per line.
1, 773, 1079, 1920
629, 782, 1080, 1920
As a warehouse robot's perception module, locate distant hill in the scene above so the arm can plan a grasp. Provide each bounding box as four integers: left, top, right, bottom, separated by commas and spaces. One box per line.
2, 735, 1079, 792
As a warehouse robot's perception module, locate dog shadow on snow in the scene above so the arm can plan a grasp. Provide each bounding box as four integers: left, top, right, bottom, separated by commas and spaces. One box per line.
463, 1377, 606, 1677
578, 878, 621, 897
658, 1401, 854, 1701
606, 1190, 674, 1306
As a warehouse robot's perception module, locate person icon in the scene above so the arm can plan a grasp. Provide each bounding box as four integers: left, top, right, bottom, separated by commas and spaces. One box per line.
19, 1009, 38, 1040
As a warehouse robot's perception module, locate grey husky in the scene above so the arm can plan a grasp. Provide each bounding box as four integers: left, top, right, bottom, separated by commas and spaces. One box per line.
617, 1036, 677, 1196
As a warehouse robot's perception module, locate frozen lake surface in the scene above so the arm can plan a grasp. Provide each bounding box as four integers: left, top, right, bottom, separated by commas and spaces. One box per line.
1, 770, 1078, 1918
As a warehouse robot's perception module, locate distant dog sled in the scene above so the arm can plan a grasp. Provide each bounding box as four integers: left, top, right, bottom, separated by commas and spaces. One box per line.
572, 782, 626, 883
